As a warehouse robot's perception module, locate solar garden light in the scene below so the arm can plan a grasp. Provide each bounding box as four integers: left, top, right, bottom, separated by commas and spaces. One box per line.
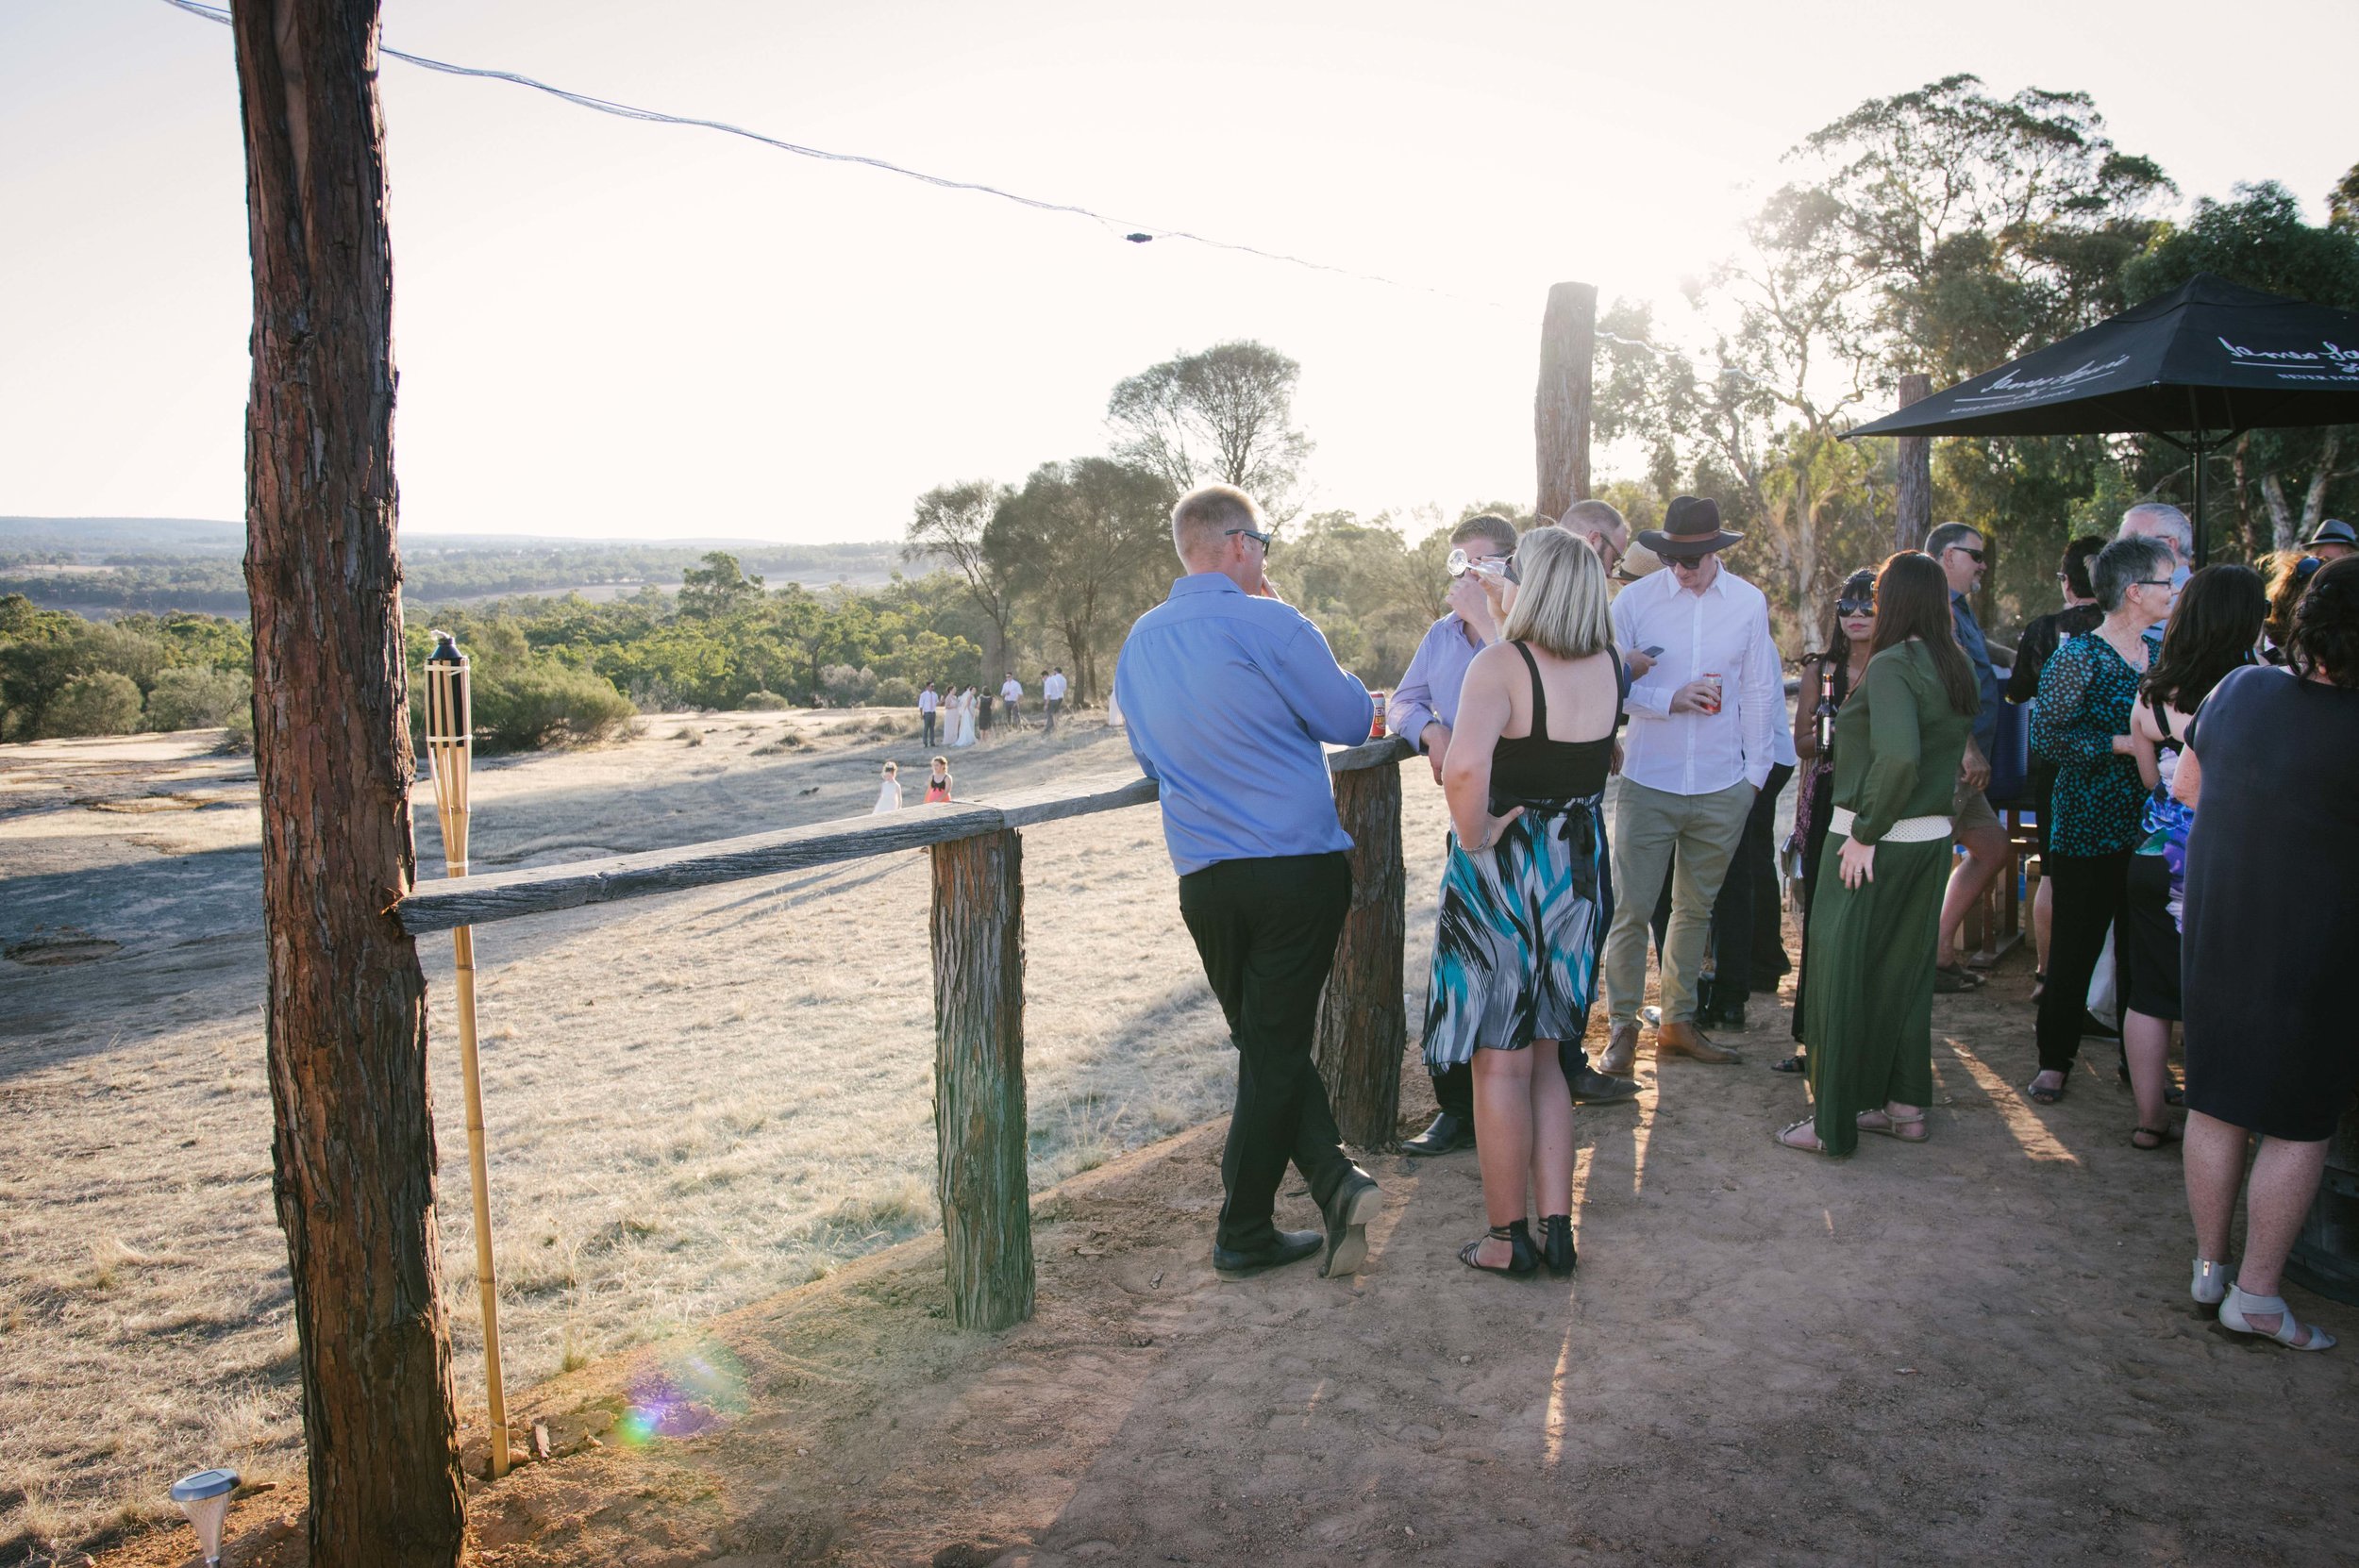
169, 1468, 238, 1566
423, 632, 510, 1477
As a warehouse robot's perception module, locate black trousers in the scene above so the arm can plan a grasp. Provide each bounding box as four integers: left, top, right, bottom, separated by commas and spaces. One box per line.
2036, 848, 2131, 1074
1180, 852, 1356, 1250
921, 710, 938, 747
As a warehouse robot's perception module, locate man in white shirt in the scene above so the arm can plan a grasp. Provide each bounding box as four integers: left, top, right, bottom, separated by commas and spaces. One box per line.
918, 681, 941, 748
1043, 667, 1068, 735
1000, 674, 1026, 730
1599, 497, 1782, 1072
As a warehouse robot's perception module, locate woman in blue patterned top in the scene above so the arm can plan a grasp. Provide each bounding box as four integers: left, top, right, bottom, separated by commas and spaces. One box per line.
2026, 535, 2175, 1105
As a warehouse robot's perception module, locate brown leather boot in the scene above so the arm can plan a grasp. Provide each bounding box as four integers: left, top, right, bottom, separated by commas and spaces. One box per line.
1598, 1022, 1638, 1076
1656, 1019, 1741, 1064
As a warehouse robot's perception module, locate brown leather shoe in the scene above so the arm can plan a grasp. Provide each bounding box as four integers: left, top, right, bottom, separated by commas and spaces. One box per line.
1656, 1020, 1741, 1064
1598, 1022, 1638, 1076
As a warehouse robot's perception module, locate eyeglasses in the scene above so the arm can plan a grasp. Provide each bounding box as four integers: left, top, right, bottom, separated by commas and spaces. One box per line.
1225, 527, 1275, 552
2297, 555, 2324, 584
2131, 578, 2175, 591
1947, 545, 1986, 563
1667, 554, 1715, 572
1836, 599, 1875, 616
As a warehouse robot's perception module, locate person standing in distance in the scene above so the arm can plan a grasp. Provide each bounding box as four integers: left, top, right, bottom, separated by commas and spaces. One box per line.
1114, 484, 1384, 1279
1043, 666, 1068, 736
918, 681, 941, 749
2118, 501, 2194, 595
1598, 496, 1780, 1072
1923, 522, 2012, 993
1000, 672, 1026, 730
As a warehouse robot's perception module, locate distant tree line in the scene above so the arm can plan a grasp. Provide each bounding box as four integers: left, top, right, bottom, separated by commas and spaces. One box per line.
0, 594, 256, 742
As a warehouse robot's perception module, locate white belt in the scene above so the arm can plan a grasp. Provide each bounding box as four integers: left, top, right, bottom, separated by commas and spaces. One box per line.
1829, 806, 1952, 844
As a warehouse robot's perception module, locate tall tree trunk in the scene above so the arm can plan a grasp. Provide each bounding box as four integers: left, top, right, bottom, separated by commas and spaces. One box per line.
230, 4, 466, 1564
1893, 374, 1932, 551
2260, 473, 2297, 553
1534, 282, 1597, 523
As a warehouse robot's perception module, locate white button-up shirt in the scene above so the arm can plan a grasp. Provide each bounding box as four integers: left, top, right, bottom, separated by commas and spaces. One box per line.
1611, 564, 1781, 795
1043, 672, 1068, 701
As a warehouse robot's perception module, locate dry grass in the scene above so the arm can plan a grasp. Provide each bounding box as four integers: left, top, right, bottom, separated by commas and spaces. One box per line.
1, 707, 1391, 1555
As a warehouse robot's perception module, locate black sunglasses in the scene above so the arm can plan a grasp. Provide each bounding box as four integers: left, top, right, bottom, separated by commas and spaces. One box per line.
1836, 598, 1875, 615
1225, 527, 1275, 552
1948, 545, 1986, 563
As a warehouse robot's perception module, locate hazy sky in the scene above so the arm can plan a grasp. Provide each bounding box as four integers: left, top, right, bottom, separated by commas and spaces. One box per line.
2, 0, 2351, 542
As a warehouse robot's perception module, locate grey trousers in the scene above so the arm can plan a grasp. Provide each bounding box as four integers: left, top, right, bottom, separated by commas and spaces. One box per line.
1602, 776, 1755, 1027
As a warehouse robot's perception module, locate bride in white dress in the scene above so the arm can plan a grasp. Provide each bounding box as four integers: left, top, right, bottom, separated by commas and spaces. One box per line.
949, 686, 979, 748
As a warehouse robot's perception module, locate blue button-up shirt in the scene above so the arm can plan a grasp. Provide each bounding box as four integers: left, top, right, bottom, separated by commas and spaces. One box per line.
1952, 591, 2002, 756
1386, 613, 1484, 753
1115, 574, 1377, 876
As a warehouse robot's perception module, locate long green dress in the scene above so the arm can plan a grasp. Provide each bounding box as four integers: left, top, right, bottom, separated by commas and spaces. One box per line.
1800, 640, 1972, 1156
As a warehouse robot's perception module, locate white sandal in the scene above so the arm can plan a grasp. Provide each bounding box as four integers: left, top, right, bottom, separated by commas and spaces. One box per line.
2190, 1258, 2232, 1307
2218, 1283, 2337, 1351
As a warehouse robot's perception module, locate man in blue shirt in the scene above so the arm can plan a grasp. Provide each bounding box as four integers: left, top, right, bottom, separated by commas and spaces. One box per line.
1925, 523, 2012, 991
1115, 484, 1384, 1279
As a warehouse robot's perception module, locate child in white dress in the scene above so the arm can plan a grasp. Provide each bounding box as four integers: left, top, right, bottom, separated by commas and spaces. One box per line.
871, 760, 902, 814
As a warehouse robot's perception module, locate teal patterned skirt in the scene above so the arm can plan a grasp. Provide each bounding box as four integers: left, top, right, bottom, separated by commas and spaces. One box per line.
1422, 795, 1614, 1068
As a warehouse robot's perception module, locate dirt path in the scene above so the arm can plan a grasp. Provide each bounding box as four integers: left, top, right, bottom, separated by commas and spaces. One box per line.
102, 959, 2359, 1568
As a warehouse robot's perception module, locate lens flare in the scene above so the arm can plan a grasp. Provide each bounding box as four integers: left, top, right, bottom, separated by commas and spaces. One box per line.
617, 1336, 748, 1444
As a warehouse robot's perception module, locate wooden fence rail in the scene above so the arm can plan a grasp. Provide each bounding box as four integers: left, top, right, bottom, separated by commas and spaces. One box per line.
403, 736, 1414, 1329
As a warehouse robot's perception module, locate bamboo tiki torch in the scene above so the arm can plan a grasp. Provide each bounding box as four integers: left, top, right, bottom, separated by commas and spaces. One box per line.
424, 632, 510, 1478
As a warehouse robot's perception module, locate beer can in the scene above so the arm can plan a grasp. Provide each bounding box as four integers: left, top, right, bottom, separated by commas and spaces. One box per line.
1700, 672, 1723, 715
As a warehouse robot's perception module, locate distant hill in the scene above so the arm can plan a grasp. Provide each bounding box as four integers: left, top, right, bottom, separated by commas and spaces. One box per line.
0, 518, 936, 618
0, 517, 245, 556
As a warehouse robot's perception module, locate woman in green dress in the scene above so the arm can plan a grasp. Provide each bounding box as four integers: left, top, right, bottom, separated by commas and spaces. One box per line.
1777, 551, 1981, 1157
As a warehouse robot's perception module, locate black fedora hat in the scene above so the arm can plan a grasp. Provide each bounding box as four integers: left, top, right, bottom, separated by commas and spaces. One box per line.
1637, 495, 1745, 559
2304, 517, 2357, 552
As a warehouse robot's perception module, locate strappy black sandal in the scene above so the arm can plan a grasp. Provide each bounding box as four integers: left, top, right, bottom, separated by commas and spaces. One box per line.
1538, 1214, 1577, 1276
1459, 1220, 1537, 1278
2131, 1124, 2181, 1151
1771, 1053, 1808, 1075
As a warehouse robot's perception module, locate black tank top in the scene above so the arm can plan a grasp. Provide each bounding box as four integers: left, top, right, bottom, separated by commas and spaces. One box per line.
1490, 642, 1615, 808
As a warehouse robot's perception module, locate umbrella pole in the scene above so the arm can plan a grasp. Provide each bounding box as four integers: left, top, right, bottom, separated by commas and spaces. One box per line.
2192, 428, 2209, 567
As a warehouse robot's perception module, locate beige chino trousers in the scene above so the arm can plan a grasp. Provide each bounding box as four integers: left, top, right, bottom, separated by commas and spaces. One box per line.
1603, 776, 1757, 1027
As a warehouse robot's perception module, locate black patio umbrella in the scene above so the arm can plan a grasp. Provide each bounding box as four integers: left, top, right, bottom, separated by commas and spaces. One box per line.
1848, 274, 2359, 563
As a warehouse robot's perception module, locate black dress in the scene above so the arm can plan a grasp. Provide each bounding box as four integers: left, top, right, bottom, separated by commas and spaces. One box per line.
2181, 666, 2359, 1141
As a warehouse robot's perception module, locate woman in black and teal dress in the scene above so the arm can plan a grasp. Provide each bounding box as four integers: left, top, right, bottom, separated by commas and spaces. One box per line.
1428, 526, 1622, 1276
2025, 535, 2176, 1105
1776, 552, 1977, 1157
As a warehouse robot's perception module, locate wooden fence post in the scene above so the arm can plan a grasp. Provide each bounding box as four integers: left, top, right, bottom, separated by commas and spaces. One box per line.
1315, 761, 1407, 1147
1895, 372, 1933, 551
929, 828, 1034, 1330
1536, 281, 1598, 524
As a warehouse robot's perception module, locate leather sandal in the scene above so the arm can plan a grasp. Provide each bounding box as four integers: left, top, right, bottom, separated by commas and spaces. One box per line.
1459, 1220, 1537, 1278
1856, 1108, 1929, 1143
2218, 1284, 2337, 1351
1538, 1213, 1577, 1277
1772, 1117, 1836, 1156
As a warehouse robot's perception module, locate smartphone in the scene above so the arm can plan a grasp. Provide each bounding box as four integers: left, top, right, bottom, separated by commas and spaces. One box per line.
1639, 645, 1665, 659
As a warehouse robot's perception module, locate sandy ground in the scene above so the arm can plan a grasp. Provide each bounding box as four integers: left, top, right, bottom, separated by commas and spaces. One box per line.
2, 710, 1240, 1557
11, 715, 2358, 1565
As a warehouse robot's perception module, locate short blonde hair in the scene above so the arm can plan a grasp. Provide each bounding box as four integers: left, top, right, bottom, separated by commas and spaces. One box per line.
882, 760, 898, 776
1172, 484, 1263, 563
1500, 526, 1612, 658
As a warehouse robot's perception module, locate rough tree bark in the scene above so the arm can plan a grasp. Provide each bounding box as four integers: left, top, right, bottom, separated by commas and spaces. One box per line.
230, 2, 466, 1563
1313, 763, 1406, 1146
1894, 373, 1932, 551
1535, 282, 1598, 524
930, 829, 1035, 1330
